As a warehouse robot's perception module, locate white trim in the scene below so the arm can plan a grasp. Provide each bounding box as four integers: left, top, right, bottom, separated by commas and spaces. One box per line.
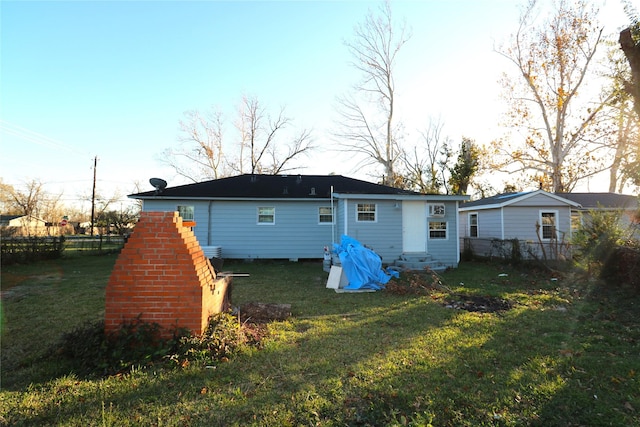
355, 202, 377, 223
455, 201, 460, 263
428, 220, 448, 240
539, 210, 559, 241
318, 206, 334, 225
257, 206, 275, 225
468, 212, 479, 238
458, 189, 581, 212
343, 199, 349, 236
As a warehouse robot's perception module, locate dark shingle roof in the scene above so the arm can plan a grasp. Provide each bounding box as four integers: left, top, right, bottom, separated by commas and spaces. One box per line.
555, 193, 639, 210
460, 192, 530, 208
130, 174, 422, 199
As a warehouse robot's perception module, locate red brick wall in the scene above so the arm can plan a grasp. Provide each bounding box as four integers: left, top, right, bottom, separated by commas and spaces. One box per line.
105, 211, 229, 336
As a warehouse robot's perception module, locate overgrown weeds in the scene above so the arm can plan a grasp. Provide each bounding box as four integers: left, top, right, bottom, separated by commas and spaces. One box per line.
53, 313, 266, 377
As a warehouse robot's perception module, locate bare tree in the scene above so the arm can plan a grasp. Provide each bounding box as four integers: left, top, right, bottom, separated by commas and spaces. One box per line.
334, 0, 410, 186
401, 119, 451, 193
7, 179, 45, 218
162, 108, 227, 183
493, 0, 611, 192
232, 95, 314, 175
163, 95, 313, 182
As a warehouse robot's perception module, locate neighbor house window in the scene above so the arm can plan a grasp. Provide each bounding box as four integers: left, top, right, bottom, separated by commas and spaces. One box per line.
429, 221, 447, 239
469, 213, 478, 238
319, 206, 333, 224
356, 203, 376, 222
540, 211, 557, 240
177, 205, 194, 221
429, 203, 446, 217
257, 207, 275, 224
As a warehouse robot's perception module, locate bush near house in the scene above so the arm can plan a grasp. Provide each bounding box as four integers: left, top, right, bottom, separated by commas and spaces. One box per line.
601, 241, 640, 291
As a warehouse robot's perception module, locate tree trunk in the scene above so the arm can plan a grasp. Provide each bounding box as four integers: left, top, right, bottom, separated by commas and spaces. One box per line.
620, 28, 640, 119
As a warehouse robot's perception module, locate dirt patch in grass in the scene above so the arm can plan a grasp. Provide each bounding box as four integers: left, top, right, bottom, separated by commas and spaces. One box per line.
442, 293, 515, 313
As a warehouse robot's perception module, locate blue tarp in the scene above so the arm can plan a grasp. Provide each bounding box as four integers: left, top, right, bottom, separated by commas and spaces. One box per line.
332, 235, 399, 290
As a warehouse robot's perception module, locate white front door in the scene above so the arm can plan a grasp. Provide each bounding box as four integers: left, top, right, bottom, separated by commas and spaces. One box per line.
402, 201, 427, 253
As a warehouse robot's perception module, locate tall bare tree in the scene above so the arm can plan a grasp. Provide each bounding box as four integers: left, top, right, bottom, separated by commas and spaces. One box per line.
233, 95, 314, 175
163, 95, 313, 182
162, 108, 227, 183
401, 119, 451, 194
334, 0, 410, 186
493, 0, 611, 192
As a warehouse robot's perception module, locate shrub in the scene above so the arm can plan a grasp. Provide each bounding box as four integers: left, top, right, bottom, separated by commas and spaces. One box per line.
54, 312, 262, 377
600, 241, 640, 291
572, 209, 627, 268
55, 316, 187, 376
171, 312, 252, 366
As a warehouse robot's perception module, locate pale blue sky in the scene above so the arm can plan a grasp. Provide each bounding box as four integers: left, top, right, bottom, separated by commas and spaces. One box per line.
0, 0, 629, 211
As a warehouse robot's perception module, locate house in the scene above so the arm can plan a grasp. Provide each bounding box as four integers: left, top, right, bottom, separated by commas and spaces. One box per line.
0, 214, 49, 236
458, 190, 581, 260
129, 174, 470, 268
555, 193, 639, 231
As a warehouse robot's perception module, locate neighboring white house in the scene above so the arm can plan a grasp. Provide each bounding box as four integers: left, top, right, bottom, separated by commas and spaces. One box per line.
556, 193, 639, 234
129, 174, 470, 268
458, 190, 581, 259
0, 214, 49, 236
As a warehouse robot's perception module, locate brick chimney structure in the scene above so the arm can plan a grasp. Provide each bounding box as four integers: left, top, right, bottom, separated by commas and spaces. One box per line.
105, 211, 230, 337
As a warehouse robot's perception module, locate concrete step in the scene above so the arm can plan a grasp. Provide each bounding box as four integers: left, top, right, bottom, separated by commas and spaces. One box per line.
392, 253, 446, 272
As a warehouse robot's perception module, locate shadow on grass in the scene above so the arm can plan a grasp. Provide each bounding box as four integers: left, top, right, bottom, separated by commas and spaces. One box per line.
3, 260, 639, 426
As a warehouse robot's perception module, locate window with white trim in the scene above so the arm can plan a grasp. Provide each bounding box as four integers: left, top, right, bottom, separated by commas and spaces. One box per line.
469, 213, 478, 238
177, 205, 194, 221
356, 203, 376, 222
429, 221, 447, 239
318, 206, 333, 224
540, 211, 557, 240
429, 203, 446, 217
257, 207, 275, 224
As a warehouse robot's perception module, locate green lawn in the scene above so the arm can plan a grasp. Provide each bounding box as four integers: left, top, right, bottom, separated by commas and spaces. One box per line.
1, 255, 638, 426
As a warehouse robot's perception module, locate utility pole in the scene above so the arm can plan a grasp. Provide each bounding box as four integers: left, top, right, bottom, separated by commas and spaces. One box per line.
90, 156, 97, 237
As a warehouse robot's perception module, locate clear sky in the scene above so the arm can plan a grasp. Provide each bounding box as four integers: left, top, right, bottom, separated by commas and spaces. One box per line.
0, 0, 631, 213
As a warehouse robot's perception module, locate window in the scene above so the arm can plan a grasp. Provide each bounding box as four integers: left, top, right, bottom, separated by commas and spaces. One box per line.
356, 203, 376, 222
177, 205, 194, 221
540, 211, 557, 240
319, 206, 333, 224
429, 221, 447, 239
429, 204, 446, 217
257, 207, 275, 224
469, 213, 478, 238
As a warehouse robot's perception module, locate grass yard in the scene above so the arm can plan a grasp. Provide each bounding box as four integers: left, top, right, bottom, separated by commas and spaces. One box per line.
1, 254, 638, 426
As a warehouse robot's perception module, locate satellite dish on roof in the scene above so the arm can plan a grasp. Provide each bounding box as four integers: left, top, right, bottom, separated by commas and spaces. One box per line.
149, 178, 167, 193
